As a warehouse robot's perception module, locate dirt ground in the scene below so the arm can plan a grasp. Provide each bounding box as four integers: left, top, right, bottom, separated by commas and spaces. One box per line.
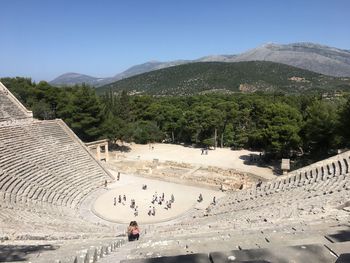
93, 170, 224, 224
113, 143, 275, 179
93, 143, 275, 224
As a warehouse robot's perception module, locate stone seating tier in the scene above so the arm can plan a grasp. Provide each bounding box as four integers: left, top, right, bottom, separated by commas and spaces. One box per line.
0, 120, 112, 213
0, 91, 29, 122
99, 218, 350, 263
0, 206, 114, 241
144, 149, 350, 242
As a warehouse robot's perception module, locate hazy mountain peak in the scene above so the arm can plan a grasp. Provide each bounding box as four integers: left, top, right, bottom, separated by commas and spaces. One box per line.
50, 42, 350, 87
50, 72, 100, 86
261, 42, 277, 48
197, 54, 237, 62
147, 60, 161, 63
232, 42, 350, 77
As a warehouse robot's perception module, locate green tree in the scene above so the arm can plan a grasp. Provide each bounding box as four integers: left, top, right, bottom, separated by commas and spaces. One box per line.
64, 85, 104, 142
231, 107, 251, 149
216, 101, 238, 147
131, 121, 163, 144
182, 105, 222, 145
303, 100, 341, 157
117, 90, 131, 121
261, 103, 303, 157
101, 112, 126, 143
339, 97, 350, 147
31, 100, 55, 120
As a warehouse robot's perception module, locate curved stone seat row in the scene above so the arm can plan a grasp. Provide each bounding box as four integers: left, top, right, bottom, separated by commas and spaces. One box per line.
0, 205, 113, 240
0, 83, 116, 243
286, 152, 350, 181
0, 120, 112, 214
0, 90, 29, 121
235, 151, 350, 202
152, 190, 349, 245
149, 152, 350, 240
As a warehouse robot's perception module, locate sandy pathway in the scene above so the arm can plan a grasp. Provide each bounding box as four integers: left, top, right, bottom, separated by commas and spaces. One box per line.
118, 143, 274, 179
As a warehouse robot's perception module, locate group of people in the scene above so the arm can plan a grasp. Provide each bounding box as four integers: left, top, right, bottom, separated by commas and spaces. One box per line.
198, 193, 217, 205
201, 148, 209, 155
112, 190, 176, 218
113, 194, 127, 206
113, 194, 140, 216
126, 193, 218, 242
148, 206, 156, 216
147, 192, 175, 216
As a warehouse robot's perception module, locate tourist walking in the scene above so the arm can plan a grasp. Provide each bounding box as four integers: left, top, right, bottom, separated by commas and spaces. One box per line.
198, 193, 203, 202
256, 179, 262, 188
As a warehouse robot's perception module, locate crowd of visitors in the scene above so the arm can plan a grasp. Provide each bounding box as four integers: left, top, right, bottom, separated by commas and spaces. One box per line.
112, 168, 219, 243
112, 187, 176, 218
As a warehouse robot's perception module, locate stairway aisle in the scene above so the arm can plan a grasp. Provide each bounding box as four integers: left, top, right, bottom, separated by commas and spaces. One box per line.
99, 240, 140, 263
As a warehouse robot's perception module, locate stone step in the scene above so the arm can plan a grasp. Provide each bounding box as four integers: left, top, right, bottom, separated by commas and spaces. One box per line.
209, 243, 337, 263
115, 243, 338, 263
325, 241, 350, 257
120, 253, 211, 263
0, 238, 125, 263
325, 226, 350, 243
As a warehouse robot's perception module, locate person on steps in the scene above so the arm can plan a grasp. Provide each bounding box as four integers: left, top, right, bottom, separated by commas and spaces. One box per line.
127, 221, 140, 241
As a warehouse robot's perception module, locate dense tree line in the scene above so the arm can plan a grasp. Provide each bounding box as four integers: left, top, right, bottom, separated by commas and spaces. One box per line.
2, 77, 350, 166
1, 78, 103, 142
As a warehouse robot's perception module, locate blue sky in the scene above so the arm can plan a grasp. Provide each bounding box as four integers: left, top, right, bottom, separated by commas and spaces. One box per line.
1, 0, 349, 81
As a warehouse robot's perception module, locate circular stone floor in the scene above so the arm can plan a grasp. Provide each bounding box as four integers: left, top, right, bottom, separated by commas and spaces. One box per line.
93, 170, 224, 224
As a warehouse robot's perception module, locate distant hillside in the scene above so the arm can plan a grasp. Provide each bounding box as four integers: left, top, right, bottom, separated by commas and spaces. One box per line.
231, 43, 350, 77
50, 42, 350, 87
97, 61, 350, 95
50, 60, 190, 87
50, 72, 104, 86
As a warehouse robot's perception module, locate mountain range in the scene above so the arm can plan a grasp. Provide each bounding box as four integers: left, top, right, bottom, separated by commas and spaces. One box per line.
96, 61, 350, 96
50, 42, 350, 87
